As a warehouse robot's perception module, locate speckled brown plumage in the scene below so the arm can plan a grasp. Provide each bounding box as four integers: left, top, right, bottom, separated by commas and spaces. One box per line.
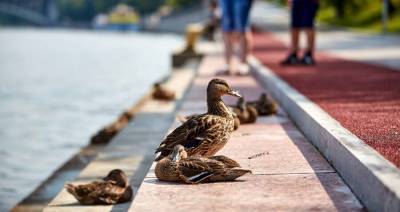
155, 145, 251, 184
232, 97, 258, 124
65, 169, 132, 205
155, 79, 241, 161
178, 113, 240, 131
152, 82, 176, 101
248, 93, 278, 116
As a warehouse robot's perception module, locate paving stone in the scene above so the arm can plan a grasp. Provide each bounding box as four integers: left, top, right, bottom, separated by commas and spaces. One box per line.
130, 173, 363, 212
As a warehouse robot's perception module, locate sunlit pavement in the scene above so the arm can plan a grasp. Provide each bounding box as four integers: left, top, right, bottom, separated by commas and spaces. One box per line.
129, 54, 364, 211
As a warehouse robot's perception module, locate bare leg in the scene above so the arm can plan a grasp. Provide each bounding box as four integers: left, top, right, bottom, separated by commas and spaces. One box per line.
239, 31, 252, 64
305, 28, 315, 53
223, 32, 234, 74
290, 28, 300, 54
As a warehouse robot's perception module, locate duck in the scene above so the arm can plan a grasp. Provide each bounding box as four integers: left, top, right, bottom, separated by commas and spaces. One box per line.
65, 169, 133, 205
248, 93, 278, 116
90, 111, 134, 144
155, 145, 251, 184
155, 78, 241, 161
177, 113, 240, 131
231, 97, 258, 124
152, 82, 176, 101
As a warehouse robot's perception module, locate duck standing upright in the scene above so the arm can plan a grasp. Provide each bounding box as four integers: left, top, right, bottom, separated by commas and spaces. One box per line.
155, 78, 241, 161
155, 145, 251, 184
65, 169, 133, 205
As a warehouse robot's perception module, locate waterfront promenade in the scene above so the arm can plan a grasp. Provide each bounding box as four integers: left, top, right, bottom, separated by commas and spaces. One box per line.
43, 46, 365, 211
16, 2, 400, 211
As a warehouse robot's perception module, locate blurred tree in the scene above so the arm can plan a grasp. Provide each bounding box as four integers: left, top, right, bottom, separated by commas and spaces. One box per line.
165, 0, 195, 9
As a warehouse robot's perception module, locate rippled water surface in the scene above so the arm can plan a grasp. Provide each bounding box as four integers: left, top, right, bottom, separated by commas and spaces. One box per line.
0, 28, 181, 210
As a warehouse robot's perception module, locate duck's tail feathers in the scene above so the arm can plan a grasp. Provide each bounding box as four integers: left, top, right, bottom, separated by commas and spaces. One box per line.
226, 169, 252, 181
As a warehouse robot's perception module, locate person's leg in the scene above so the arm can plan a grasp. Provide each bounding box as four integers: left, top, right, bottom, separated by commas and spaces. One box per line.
305, 28, 315, 53
300, 1, 319, 65
281, 0, 301, 65
220, 0, 235, 74
238, 30, 252, 64
223, 32, 234, 73
290, 28, 300, 54
235, 0, 253, 74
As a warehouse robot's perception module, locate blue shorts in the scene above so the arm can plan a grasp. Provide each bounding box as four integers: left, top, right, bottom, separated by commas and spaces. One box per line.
291, 0, 319, 28
220, 0, 253, 32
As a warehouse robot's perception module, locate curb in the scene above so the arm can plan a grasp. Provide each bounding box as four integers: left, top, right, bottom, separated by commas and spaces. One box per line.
249, 56, 400, 212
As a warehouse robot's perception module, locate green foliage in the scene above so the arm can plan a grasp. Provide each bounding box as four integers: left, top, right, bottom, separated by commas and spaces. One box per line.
165, 0, 195, 9
265, 0, 400, 33
317, 0, 400, 33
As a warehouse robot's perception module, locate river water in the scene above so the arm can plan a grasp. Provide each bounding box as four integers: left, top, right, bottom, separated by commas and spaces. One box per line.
0, 28, 181, 210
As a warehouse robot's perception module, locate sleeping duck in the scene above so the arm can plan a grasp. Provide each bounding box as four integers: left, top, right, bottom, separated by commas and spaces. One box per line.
65, 169, 133, 205
152, 82, 176, 101
231, 97, 258, 124
248, 93, 278, 116
155, 145, 251, 184
155, 78, 241, 161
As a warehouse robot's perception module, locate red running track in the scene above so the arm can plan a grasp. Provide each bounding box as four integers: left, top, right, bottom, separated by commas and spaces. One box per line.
252, 30, 400, 168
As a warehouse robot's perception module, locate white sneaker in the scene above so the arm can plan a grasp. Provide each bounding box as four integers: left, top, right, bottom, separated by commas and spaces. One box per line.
238, 63, 250, 75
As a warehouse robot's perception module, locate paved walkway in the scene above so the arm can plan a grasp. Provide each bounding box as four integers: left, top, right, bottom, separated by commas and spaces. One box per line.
129, 54, 364, 211
251, 1, 400, 70
251, 2, 400, 167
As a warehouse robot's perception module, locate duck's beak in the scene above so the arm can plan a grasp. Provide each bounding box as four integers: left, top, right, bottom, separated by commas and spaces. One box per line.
227, 89, 242, 98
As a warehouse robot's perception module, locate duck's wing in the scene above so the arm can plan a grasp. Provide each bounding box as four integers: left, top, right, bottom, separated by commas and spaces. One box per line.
185, 116, 228, 156
155, 114, 209, 155
72, 182, 102, 197
208, 155, 241, 168
94, 181, 127, 204
178, 158, 213, 183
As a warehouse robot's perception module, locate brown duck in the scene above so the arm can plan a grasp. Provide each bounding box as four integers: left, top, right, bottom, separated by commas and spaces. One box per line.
65, 169, 133, 205
177, 113, 240, 131
155, 78, 241, 161
248, 93, 278, 116
155, 145, 251, 184
231, 97, 258, 124
152, 82, 176, 101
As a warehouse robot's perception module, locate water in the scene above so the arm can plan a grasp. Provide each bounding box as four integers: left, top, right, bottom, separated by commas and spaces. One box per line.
0, 28, 181, 210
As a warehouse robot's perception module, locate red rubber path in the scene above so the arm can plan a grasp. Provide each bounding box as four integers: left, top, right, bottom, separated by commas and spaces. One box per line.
252, 30, 400, 168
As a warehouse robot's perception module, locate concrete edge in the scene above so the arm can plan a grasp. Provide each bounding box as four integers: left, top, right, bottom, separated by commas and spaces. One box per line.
248, 56, 400, 212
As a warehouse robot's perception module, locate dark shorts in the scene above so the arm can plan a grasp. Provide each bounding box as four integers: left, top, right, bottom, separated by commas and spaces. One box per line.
291, 0, 319, 28
220, 0, 253, 32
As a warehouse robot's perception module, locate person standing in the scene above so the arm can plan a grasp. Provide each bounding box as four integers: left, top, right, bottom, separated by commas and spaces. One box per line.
219, 0, 253, 75
281, 0, 319, 65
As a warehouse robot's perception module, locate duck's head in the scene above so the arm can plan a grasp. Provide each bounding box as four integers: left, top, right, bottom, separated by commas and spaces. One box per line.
236, 97, 246, 111
259, 93, 267, 102
169, 145, 188, 162
103, 169, 128, 187
154, 82, 161, 88
207, 78, 241, 99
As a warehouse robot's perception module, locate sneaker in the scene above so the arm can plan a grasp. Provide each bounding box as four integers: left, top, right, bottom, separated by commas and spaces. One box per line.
300, 52, 316, 65
237, 63, 250, 76
280, 53, 299, 65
